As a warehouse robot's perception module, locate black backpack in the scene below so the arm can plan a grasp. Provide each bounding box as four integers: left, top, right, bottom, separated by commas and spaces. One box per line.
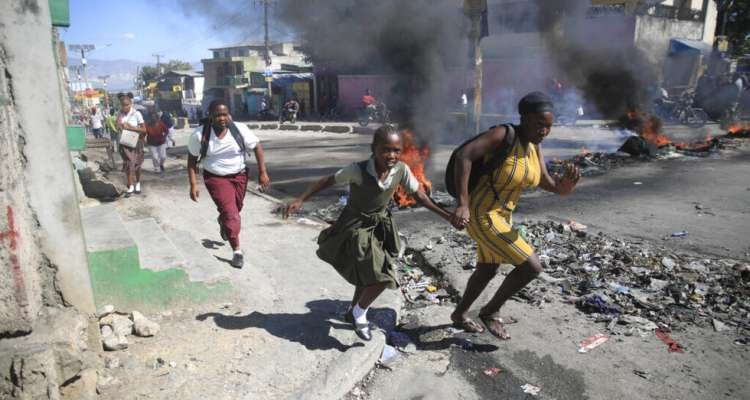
198, 121, 250, 174
444, 124, 516, 200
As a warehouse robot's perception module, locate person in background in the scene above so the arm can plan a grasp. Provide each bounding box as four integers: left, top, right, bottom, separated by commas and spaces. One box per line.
116, 92, 147, 197
145, 110, 175, 173
90, 106, 104, 138
105, 108, 119, 152
187, 99, 270, 268
362, 89, 376, 110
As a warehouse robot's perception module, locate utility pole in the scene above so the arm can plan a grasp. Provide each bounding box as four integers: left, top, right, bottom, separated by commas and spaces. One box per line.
464, 0, 486, 135
98, 75, 110, 110
263, 0, 273, 97
152, 53, 165, 75
69, 44, 95, 106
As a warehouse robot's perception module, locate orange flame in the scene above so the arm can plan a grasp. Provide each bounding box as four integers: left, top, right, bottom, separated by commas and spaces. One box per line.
394, 129, 432, 208
626, 112, 672, 147
728, 122, 750, 135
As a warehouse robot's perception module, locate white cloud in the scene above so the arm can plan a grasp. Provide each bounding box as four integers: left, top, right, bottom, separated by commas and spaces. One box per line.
122, 33, 135, 40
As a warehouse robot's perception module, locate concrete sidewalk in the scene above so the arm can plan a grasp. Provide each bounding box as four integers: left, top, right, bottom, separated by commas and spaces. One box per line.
95, 167, 402, 399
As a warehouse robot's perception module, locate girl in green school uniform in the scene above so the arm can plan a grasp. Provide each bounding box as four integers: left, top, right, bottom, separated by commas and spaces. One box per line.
284, 125, 458, 341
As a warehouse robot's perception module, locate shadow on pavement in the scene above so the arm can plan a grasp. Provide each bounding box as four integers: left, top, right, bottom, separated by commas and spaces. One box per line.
201, 239, 225, 249
400, 323, 499, 353
196, 299, 396, 352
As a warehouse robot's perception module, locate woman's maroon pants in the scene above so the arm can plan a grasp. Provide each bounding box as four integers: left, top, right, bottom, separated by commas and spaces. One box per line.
203, 171, 248, 248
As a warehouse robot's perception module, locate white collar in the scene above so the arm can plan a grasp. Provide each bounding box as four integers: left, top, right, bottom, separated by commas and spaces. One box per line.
365, 158, 398, 182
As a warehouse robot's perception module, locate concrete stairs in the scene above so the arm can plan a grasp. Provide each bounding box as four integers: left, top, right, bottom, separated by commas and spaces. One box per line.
80, 204, 231, 312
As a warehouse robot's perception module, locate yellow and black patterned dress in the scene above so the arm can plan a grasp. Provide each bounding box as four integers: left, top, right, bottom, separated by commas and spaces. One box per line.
466, 136, 541, 265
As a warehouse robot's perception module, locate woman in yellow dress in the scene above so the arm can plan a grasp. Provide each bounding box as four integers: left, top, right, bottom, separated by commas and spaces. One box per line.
450, 92, 581, 339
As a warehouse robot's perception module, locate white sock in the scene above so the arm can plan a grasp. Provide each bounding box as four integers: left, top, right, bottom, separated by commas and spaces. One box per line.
233, 249, 242, 255
135, 182, 141, 191
126, 185, 134, 193
352, 304, 368, 325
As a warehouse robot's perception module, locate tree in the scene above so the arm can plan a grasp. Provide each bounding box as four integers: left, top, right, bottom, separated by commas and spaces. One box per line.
715, 0, 750, 56
138, 59, 192, 84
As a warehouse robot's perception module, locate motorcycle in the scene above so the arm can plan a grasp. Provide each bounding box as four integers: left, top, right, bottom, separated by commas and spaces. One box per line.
279, 103, 299, 125
653, 90, 708, 127
357, 102, 390, 127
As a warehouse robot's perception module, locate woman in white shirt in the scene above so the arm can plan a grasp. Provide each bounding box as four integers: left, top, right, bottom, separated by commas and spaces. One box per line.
187, 100, 270, 268
116, 92, 147, 197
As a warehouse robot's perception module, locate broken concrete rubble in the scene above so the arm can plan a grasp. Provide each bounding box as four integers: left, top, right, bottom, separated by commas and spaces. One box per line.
131, 311, 160, 337
97, 308, 159, 351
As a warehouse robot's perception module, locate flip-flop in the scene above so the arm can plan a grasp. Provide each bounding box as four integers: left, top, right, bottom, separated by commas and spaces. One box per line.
478, 314, 512, 340
451, 318, 485, 333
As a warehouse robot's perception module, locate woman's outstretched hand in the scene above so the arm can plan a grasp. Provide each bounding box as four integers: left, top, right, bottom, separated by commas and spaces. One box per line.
556, 163, 581, 195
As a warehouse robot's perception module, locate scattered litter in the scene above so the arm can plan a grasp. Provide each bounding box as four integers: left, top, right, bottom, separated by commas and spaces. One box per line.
670, 231, 689, 238
633, 181, 643, 185
620, 315, 658, 331
483, 367, 502, 377
378, 345, 399, 369
446, 326, 464, 334
633, 369, 649, 379
661, 257, 676, 269
568, 220, 587, 232
712, 319, 731, 332
521, 383, 541, 396
578, 334, 610, 353
655, 329, 684, 353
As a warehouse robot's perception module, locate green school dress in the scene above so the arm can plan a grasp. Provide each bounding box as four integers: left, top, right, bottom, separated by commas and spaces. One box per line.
316, 160, 407, 289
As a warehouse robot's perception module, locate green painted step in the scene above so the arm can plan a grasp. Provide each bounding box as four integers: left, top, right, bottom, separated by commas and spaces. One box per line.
80, 205, 231, 312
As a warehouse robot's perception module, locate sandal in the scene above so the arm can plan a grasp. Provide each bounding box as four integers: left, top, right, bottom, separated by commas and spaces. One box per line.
478, 313, 512, 340
451, 318, 485, 333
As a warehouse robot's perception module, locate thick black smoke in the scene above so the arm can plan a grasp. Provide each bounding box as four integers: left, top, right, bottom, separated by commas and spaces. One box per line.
533, 0, 658, 117
276, 0, 469, 141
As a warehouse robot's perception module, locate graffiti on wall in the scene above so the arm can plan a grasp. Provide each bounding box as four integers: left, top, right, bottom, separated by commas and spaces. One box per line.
1, 206, 28, 310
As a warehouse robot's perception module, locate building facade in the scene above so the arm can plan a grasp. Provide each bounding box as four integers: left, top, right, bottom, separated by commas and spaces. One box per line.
201, 42, 311, 117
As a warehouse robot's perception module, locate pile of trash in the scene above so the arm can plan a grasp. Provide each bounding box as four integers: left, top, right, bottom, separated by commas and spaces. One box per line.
547, 152, 637, 177
509, 220, 749, 337
311, 194, 349, 223
399, 251, 453, 308
97, 305, 160, 351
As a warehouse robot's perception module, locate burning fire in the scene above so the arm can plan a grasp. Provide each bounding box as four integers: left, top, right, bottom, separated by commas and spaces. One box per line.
627, 111, 672, 147
394, 129, 432, 208
728, 122, 750, 136
624, 112, 717, 152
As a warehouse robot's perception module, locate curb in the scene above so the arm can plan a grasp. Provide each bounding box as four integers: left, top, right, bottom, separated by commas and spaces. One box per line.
246, 123, 379, 135
293, 331, 386, 400
292, 290, 402, 400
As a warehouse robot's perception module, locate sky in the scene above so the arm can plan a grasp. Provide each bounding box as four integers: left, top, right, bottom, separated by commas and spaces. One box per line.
59, 0, 270, 63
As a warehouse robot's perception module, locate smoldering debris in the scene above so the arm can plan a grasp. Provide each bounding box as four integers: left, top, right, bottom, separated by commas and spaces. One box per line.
412, 221, 749, 339
276, 0, 469, 137
531, 0, 658, 118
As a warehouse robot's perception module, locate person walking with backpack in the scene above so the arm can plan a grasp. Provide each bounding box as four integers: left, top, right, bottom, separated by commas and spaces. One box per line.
448, 92, 581, 339
187, 99, 270, 268
283, 125, 458, 341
